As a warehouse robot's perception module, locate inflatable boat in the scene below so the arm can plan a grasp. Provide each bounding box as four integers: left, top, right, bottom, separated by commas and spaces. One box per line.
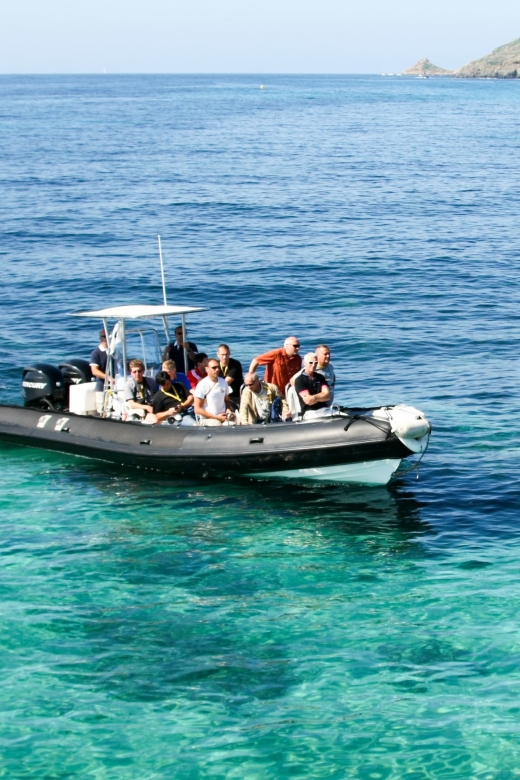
0, 304, 431, 486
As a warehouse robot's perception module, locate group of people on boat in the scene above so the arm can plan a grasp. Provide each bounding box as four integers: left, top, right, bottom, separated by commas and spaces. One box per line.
89, 326, 336, 426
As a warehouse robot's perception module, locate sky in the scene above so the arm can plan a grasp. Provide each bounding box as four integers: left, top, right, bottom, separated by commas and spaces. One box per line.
1, 0, 519, 74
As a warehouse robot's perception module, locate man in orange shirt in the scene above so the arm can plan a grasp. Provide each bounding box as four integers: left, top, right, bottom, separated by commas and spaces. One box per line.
248, 337, 302, 395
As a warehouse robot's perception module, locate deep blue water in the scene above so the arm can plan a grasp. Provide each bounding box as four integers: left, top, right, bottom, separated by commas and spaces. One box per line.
1, 74, 520, 778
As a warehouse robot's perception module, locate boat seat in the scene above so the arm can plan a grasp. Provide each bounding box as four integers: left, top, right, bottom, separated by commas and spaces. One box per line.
285, 384, 303, 422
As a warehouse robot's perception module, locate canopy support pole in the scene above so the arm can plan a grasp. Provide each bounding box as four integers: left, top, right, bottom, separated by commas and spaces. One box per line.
158, 235, 167, 306
162, 316, 170, 350
181, 313, 188, 373
121, 319, 127, 382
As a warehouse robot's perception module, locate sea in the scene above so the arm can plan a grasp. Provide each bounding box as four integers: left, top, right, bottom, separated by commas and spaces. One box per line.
1, 74, 520, 779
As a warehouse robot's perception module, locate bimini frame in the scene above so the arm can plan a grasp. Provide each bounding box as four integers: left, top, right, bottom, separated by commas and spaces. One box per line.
70, 304, 209, 382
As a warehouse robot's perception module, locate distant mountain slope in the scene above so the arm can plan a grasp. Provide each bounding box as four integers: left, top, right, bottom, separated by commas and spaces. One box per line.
455, 37, 520, 78
402, 58, 452, 76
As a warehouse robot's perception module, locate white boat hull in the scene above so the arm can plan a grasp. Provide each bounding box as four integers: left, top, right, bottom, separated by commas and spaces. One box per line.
248, 458, 402, 486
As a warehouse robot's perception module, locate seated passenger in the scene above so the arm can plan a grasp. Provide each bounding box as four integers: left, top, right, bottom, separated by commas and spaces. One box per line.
294, 353, 331, 420
216, 344, 243, 409
193, 359, 235, 426
187, 353, 208, 389
290, 344, 336, 406
124, 359, 157, 417
162, 360, 191, 393
152, 371, 195, 425
239, 373, 281, 425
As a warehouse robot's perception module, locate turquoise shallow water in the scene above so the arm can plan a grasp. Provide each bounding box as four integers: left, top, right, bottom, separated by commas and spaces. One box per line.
2, 74, 520, 778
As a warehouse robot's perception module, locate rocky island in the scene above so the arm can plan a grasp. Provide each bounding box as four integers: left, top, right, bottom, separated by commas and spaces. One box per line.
401, 36, 520, 79
402, 58, 452, 76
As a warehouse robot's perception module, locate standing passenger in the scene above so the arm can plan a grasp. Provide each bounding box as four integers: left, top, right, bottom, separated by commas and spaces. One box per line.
216, 344, 243, 408
89, 329, 109, 392
163, 325, 198, 374
248, 337, 302, 395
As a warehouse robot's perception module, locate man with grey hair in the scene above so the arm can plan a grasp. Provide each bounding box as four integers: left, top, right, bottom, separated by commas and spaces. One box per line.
239, 372, 281, 425
248, 337, 302, 395
294, 352, 331, 420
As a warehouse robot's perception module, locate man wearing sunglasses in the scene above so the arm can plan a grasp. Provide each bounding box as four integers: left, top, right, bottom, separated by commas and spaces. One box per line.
248, 337, 302, 395
239, 372, 281, 425
163, 325, 198, 374
193, 360, 235, 426
124, 359, 158, 417
294, 353, 331, 420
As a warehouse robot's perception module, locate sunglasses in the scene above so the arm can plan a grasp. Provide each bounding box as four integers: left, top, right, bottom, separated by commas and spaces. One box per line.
208, 365, 219, 370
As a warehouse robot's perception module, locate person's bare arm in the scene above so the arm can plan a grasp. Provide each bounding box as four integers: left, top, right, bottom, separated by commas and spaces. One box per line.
182, 342, 197, 362
127, 399, 154, 413
249, 358, 258, 373
299, 384, 330, 406
90, 365, 105, 380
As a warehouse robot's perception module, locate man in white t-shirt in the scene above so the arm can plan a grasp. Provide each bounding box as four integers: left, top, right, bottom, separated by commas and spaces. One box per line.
193, 359, 235, 426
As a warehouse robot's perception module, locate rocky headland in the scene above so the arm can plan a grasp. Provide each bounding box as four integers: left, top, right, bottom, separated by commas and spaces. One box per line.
401, 36, 520, 79
455, 36, 520, 78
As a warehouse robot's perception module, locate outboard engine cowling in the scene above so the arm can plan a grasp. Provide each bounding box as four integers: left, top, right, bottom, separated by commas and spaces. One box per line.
22, 363, 65, 410
59, 359, 93, 388
59, 359, 94, 409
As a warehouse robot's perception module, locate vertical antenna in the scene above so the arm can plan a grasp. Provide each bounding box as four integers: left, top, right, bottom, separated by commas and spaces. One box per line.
158, 234, 167, 306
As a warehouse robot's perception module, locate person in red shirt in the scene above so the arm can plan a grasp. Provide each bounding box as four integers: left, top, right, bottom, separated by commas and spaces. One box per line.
248, 337, 302, 395
186, 353, 208, 389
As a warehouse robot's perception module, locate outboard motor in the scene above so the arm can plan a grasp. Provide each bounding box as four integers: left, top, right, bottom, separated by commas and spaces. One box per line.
59, 359, 92, 386
22, 363, 65, 410
58, 359, 93, 408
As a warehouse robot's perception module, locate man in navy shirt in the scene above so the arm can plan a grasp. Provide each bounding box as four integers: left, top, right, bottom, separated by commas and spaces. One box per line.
89, 330, 109, 391
163, 325, 197, 374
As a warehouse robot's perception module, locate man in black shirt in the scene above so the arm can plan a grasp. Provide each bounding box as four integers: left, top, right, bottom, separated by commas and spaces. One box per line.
152, 371, 194, 424
163, 325, 198, 374
216, 344, 243, 408
294, 352, 331, 419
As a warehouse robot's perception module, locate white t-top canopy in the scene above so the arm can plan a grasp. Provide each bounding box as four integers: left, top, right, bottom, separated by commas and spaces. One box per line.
70, 305, 208, 319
